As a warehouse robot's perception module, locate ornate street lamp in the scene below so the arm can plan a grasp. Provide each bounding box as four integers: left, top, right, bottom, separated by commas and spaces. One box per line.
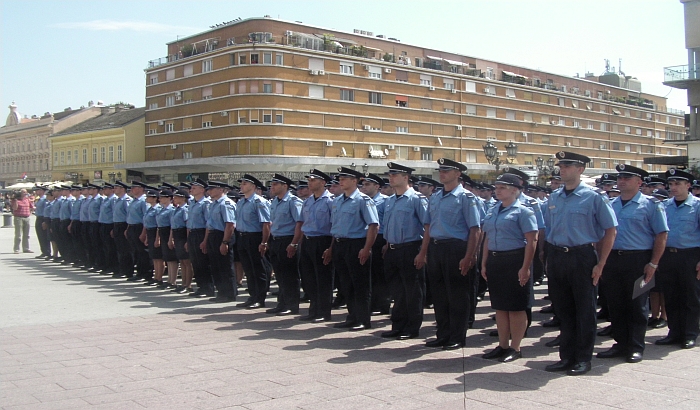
482, 141, 502, 170
536, 155, 557, 182
505, 141, 518, 162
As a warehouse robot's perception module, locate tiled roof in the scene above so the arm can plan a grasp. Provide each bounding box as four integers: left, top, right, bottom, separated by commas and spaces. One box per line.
52, 107, 145, 137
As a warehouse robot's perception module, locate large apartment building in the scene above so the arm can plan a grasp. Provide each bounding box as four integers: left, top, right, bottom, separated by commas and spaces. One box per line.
129, 16, 686, 182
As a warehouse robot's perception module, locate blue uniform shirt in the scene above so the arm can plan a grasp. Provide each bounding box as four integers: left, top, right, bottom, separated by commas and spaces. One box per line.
474, 195, 487, 222
88, 195, 103, 222
156, 204, 174, 227
207, 196, 236, 232
519, 192, 545, 230
70, 195, 84, 220
44, 200, 54, 219
544, 182, 618, 247
482, 201, 538, 251
187, 196, 211, 229
113, 194, 131, 223
485, 197, 497, 210
98, 194, 116, 224
51, 196, 64, 219
383, 188, 428, 244
664, 194, 700, 249
610, 192, 668, 250
80, 196, 92, 222
330, 188, 380, 239
127, 194, 148, 225
372, 192, 388, 235
143, 204, 161, 229
170, 205, 188, 229
35, 195, 46, 217
270, 191, 303, 237
426, 184, 481, 241
59, 196, 75, 220
236, 194, 271, 233
300, 190, 333, 236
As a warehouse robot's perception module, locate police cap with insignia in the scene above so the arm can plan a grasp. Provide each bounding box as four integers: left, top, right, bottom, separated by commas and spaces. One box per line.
615, 164, 648, 179
306, 169, 332, 183
336, 166, 363, 179
237, 174, 264, 189
693, 180, 700, 188
362, 173, 384, 186
386, 162, 415, 174
409, 175, 420, 185
297, 179, 309, 188
70, 184, 82, 191
495, 173, 524, 189
131, 180, 149, 189
173, 189, 189, 198
382, 178, 390, 186
609, 185, 620, 193
102, 183, 114, 189
87, 183, 102, 190
146, 189, 160, 198
501, 166, 529, 182
652, 188, 669, 199
32, 185, 47, 191
645, 176, 666, 186
178, 182, 191, 189
270, 173, 294, 186
554, 151, 590, 166
191, 178, 208, 189
460, 173, 475, 187
159, 189, 174, 198
600, 173, 617, 183
435, 158, 468, 172
549, 168, 561, 180
160, 182, 178, 191
417, 176, 439, 186
114, 181, 130, 189
207, 181, 228, 189
665, 168, 694, 182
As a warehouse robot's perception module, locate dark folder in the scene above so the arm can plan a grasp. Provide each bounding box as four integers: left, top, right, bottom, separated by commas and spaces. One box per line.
633, 274, 655, 299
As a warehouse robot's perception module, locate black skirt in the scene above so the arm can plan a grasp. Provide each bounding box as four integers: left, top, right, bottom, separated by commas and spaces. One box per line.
158, 226, 177, 262
486, 248, 532, 311
172, 228, 189, 261
146, 228, 163, 260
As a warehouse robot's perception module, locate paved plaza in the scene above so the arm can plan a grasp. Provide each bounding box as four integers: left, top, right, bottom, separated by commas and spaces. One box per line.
1, 217, 700, 409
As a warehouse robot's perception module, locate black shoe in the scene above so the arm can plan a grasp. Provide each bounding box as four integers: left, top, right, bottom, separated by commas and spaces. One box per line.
567, 361, 591, 376
300, 294, 310, 303
312, 316, 330, 323
655, 335, 682, 346
597, 325, 613, 337
545, 360, 574, 372
647, 317, 660, 328
499, 348, 521, 363
653, 319, 668, 329
177, 287, 192, 294
626, 352, 643, 363
266, 306, 285, 314
246, 302, 264, 309
112, 272, 125, 279
482, 346, 508, 360
349, 323, 370, 331
597, 345, 626, 359
489, 330, 499, 337
209, 295, 236, 303
543, 295, 550, 300
88, 268, 99, 273
277, 310, 296, 316
299, 314, 317, 321
682, 339, 696, 349
442, 342, 463, 351
542, 318, 561, 328
540, 305, 555, 314
545, 335, 561, 347
236, 301, 254, 308
397, 333, 418, 340
333, 321, 357, 329
126, 276, 144, 282
190, 289, 214, 298
425, 339, 448, 348
381, 330, 402, 338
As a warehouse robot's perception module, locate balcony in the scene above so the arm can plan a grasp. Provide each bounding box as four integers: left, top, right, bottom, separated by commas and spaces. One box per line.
663, 64, 700, 89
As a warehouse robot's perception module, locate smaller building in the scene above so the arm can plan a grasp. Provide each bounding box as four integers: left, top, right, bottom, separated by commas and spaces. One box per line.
50, 106, 146, 184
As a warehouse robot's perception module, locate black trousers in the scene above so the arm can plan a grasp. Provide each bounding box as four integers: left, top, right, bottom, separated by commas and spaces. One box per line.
61, 219, 75, 261
127, 224, 152, 279
89, 222, 103, 268
70, 220, 83, 262
35, 216, 50, 256
81, 221, 92, 267
547, 245, 598, 363
269, 236, 300, 312
332, 238, 372, 326
113, 222, 133, 276
236, 231, 267, 304
56, 219, 70, 259
99, 223, 117, 271
602, 251, 651, 354
370, 234, 390, 314
427, 240, 470, 345
187, 229, 213, 291
299, 235, 333, 319
207, 229, 236, 298
384, 242, 424, 335
658, 248, 700, 341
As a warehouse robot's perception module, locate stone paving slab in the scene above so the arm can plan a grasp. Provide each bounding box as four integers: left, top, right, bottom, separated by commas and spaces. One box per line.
2, 221, 700, 409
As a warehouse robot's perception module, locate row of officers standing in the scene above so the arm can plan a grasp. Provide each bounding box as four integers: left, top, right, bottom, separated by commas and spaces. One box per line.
29, 151, 700, 376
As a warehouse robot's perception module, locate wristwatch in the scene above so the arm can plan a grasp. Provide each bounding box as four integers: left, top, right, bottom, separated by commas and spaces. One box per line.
289, 243, 298, 248
647, 262, 658, 269
222, 240, 230, 244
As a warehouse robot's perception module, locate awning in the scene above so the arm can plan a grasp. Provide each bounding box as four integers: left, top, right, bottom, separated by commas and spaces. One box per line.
572, 101, 578, 108
395, 95, 409, 102
502, 70, 528, 79
586, 104, 592, 110
612, 108, 622, 115
332, 41, 343, 48
444, 59, 468, 67
426, 55, 443, 61
334, 37, 357, 45
363, 45, 383, 52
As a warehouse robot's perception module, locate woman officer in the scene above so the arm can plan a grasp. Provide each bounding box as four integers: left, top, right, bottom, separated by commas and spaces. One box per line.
480, 173, 538, 363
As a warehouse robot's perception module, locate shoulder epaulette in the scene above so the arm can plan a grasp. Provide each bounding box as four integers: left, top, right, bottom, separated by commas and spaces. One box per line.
528, 198, 539, 206
593, 188, 606, 195
464, 191, 476, 198
649, 197, 660, 203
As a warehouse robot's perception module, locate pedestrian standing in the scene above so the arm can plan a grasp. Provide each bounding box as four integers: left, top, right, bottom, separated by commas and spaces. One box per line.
155, 190, 177, 289
170, 189, 193, 293
98, 184, 118, 275
86, 184, 104, 271
126, 181, 152, 281
206, 181, 237, 303
361, 173, 390, 316
186, 179, 214, 298
112, 182, 133, 278
32, 186, 50, 258
11, 188, 33, 254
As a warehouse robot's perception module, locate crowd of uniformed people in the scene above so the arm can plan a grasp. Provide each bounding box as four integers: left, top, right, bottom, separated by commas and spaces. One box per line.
27, 150, 700, 376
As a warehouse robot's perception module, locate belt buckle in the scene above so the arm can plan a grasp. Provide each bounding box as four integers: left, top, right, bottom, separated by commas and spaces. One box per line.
335, 237, 340, 243
433, 239, 438, 245
389, 244, 396, 250
491, 251, 497, 256
670, 248, 678, 253
562, 246, 570, 253
617, 250, 624, 255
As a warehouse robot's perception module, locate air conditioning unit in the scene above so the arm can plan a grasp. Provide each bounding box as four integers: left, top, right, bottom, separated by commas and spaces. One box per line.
175, 91, 182, 97
522, 132, 528, 137
451, 89, 457, 94
384, 68, 391, 73
170, 144, 177, 149
456, 125, 462, 130
413, 146, 421, 152
388, 144, 395, 149
318, 70, 325, 75
309, 69, 318, 75
565, 142, 572, 147
484, 87, 490, 93
363, 65, 369, 71
286, 30, 293, 36
429, 86, 435, 91
175, 95, 182, 100
325, 141, 333, 146
551, 120, 557, 125
158, 121, 164, 126
363, 125, 371, 130
221, 111, 228, 116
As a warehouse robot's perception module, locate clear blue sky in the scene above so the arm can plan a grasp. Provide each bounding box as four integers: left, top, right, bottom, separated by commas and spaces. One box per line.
0, 0, 688, 118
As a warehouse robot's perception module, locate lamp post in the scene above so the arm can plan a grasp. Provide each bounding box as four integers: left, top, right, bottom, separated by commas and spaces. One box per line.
483, 141, 518, 171
536, 155, 556, 183
116, 172, 122, 181
108, 172, 116, 183
362, 163, 369, 174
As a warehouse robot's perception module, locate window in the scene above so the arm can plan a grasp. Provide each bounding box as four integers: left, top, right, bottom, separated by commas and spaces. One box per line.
309, 57, 324, 71
165, 123, 174, 132
149, 102, 158, 110
558, 118, 566, 126
117, 145, 122, 162
524, 113, 533, 122
239, 54, 247, 64
275, 114, 283, 123
368, 66, 382, 79
202, 86, 212, 99
166, 69, 175, 80
263, 111, 272, 123
275, 82, 283, 94
597, 91, 604, 99
600, 123, 607, 131
309, 85, 324, 98
369, 92, 382, 104
263, 83, 272, 93
636, 128, 642, 135
421, 148, 433, 161
108, 146, 114, 162
250, 53, 259, 64
165, 95, 175, 107
396, 126, 408, 133
250, 82, 259, 93
93, 148, 97, 163
465, 105, 477, 115
541, 95, 550, 103
420, 74, 432, 86
66, 150, 71, 165
523, 91, 532, 100
601, 161, 607, 168
444, 78, 455, 90
83, 149, 87, 164
465, 81, 476, 93
263, 53, 272, 65
184, 64, 193, 76
506, 88, 515, 98
486, 108, 496, 118
465, 151, 477, 163
395, 95, 408, 107
275, 54, 283, 65
100, 147, 106, 163
149, 128, 157, 135
625, 126, 631, 134
588, 121, 594, 129
149, 74, 158, 84
506, 110, 515, 120
573, 120, 580, 128
74, 150, 78, 164
542, 135, 550, 144
340, 89, 354, 101
59, 151, 64, 165
340, 62, 353, 75
420, 99, 432, 110
395, 70, 408, 82
485, 67, 494, 80
558, 97, 565, 106
541, 115, 549, 124
202, 121, 212, 128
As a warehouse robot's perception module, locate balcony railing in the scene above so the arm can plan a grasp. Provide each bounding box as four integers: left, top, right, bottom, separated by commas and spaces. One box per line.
664, 64, 700, 82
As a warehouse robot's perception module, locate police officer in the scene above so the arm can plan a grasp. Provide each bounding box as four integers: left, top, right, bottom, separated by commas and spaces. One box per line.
58, 185, 75, 264
543, 151, 617, 376
325, 166, 379, 331
380, 162, 428, 340
416, 177, 439, 198
43, 190, 56, 260
424, 159, 481, 350
87, 184, 104, 272
187, 178, 214, 297
98, 183, 118, 275
296, 180, 311, 201
33, 185, 50, 259
112, 181, 133, 279
361, 172, 390, 315
596, 164, 668, 363
297, 169, 335, 322
126, 181, 152, 281
78, 185, 93, 269
656, 168, 700, 349
67, 185, 84, 267
235, 174, 271, 309
206, 181, 237, 303
266, 174, 303, 315
692, 180, 700, 198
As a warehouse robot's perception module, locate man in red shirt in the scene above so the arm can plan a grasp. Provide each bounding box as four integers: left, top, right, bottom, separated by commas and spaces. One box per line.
11, 189, 34, 254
